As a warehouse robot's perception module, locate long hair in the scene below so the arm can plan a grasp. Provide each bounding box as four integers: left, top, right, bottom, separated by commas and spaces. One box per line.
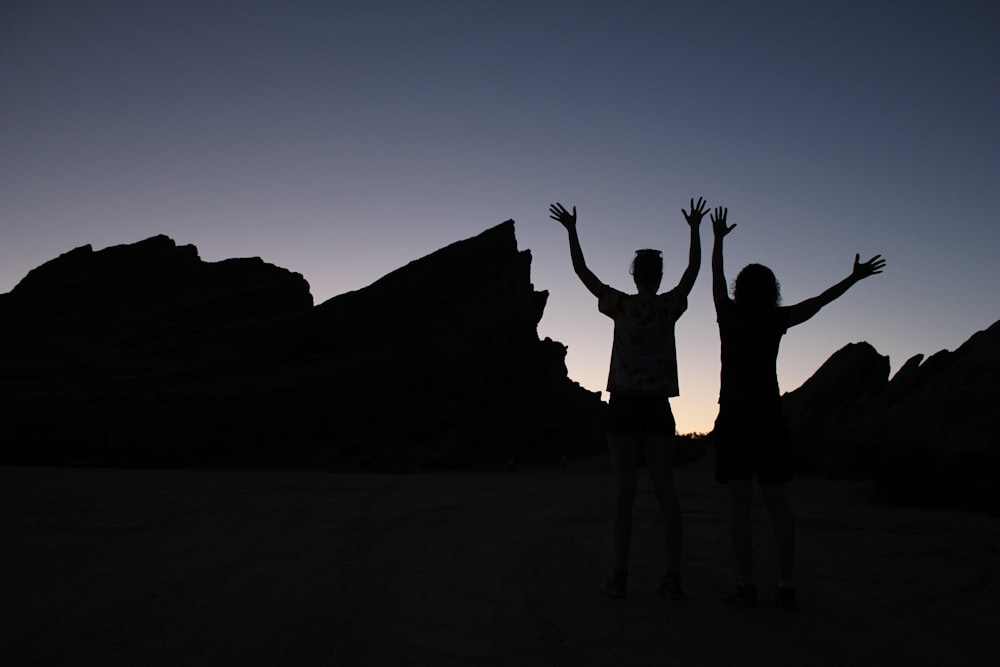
733, 263, 781, 310
630, 249, 663, 283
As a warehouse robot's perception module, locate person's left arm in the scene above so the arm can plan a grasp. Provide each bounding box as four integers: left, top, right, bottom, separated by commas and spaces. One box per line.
786, 254, 886, 327
673, 197, 708, 297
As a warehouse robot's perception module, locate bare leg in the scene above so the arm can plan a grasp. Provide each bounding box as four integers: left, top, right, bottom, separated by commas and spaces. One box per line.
762, 483, 795, 582
607, 433, 640, 574
643, 433, 682, 575
728, 479, 754, 582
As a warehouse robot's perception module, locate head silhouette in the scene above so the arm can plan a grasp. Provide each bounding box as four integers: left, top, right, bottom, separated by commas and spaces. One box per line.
630, 249, 663, 295
734, 263, 781, 310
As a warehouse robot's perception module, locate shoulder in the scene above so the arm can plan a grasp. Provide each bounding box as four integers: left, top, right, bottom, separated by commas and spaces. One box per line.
597, 283, 625, 314
715, 295, 735, 321
659, 287, 688, 309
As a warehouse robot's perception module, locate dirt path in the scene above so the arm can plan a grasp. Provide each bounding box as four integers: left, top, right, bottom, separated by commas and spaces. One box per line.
3, 458, 997, 666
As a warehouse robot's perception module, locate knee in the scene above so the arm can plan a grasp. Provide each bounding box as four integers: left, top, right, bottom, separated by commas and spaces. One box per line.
728, 480, 754, 505
762, 486, 791, 515
652, 477, 678, 502
616, 481, 637, 504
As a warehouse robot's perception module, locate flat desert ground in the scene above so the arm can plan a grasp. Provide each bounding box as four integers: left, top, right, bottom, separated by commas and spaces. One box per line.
3, 454, 997, 666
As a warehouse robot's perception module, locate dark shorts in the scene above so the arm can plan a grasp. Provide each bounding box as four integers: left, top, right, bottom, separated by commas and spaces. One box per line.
713, 403, 792, 484
606, 394, 676, 435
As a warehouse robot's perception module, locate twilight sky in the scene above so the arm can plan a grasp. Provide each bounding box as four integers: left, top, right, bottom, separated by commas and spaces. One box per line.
2, 0, 998, 434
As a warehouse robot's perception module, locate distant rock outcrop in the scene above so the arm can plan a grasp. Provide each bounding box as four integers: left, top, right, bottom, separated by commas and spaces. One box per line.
2, 234, 313, 335
780, 321, 1000, 512
783, 342, 890, 473
0, 222, 606, 469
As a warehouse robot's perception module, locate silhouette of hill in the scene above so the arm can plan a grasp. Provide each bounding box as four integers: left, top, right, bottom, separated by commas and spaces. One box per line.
781, 322, 1000, 511
0, 222, 605, 469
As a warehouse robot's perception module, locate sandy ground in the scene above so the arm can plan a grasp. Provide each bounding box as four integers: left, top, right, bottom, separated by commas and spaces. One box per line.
3, 455, 997, 666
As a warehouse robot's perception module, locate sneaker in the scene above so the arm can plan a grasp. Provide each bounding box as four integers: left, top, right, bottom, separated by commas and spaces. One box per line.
724, 581, 757, 607
656, 573, 686, 600
774, 583, 796, 609
602, 576, 627, 599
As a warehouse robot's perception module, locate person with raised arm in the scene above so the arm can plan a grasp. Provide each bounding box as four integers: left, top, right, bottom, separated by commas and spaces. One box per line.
710, 205, 885, 608
549, 197, 707, 600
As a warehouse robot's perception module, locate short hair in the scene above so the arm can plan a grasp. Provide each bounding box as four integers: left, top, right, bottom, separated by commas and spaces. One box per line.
630, 249, 663, 281
733, 263, 781, 309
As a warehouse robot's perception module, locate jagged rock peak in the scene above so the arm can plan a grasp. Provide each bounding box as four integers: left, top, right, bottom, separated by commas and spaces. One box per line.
0, 222, 606, 470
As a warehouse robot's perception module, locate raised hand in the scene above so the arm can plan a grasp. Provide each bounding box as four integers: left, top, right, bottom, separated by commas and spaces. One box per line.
711, 206, 735, 236
548, 202, 577, 230
682, 197, 709, 226
852, 254, 886, 280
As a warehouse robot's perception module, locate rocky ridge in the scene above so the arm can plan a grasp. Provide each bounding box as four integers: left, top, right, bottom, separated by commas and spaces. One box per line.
0, 222, 605, 469
781, 323, 1000, 510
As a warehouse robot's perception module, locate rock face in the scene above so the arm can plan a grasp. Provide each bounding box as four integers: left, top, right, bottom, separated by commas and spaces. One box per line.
781, 322, 1000, 511
0, 222, 606, 469
783, 342, 891, 474
3, 234, 314, 335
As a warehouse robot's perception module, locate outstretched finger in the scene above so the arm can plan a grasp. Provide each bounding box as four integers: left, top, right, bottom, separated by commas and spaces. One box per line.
868, 256, 887, 272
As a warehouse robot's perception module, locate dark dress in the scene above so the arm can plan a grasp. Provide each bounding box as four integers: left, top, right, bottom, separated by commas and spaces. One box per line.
713, 299, 793, 483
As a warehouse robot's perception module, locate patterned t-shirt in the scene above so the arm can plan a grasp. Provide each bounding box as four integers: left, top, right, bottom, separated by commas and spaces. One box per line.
597, 285, 687, 397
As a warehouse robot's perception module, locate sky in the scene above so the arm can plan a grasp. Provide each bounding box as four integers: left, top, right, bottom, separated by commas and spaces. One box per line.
2, 0, 998, 434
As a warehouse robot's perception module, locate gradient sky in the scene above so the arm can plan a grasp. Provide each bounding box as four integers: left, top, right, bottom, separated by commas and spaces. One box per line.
2, 1, 998, 434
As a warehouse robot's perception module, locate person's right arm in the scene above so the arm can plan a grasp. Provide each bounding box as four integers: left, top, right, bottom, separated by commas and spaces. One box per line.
549, 202, 604, 298
711, 206, 736, 309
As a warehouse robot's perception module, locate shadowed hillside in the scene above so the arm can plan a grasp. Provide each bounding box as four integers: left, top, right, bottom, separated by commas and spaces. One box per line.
780, 323, 1000, 512
0, 222, 605, 469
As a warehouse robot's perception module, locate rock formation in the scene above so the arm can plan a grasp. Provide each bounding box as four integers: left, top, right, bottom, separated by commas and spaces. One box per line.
0, 222, 606, 469
782, 342, 891, 474
780, 321, 1000, 512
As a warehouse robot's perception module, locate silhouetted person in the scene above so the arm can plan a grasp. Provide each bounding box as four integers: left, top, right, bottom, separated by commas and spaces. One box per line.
710, 206, 885, 608
549, 197, 707, 599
